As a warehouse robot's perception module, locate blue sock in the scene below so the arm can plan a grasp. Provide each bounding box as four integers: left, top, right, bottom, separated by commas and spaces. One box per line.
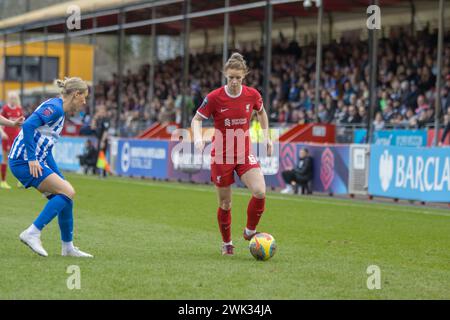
33, 194, 72, 230
58, 197, 74, 242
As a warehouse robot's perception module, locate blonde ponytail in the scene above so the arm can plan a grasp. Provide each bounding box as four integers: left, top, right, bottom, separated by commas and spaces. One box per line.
54, 77, 88, 96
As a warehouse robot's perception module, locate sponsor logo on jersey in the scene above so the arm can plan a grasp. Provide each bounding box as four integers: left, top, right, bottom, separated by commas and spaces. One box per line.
224, 118, 247, 126
248, 154, 257, 165
231, 118, 247, 125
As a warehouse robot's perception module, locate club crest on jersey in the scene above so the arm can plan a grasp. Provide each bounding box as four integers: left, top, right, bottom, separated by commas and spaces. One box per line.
246, 104, 250, 112
42, 107, 54, 117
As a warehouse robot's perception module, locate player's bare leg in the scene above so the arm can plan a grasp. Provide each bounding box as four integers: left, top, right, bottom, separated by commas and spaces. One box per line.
216, 186, 234, 255
240, 168, 266, 240
37, 173, 76, 198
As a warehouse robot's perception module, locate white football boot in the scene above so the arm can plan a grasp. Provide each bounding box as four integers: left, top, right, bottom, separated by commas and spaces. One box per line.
19, 230, 48, 257
62, 246, 93, 258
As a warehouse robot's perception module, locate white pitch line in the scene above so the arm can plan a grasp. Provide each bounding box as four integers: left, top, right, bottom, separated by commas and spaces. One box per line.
72, 174, 450, 218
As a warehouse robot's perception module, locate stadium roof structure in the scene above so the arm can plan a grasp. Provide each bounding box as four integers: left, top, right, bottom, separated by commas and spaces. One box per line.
0, 0, 415, 38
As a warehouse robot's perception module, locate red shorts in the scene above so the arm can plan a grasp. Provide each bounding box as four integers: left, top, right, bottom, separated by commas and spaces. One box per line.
2, 139, 14, 153
211, 162, 261, 187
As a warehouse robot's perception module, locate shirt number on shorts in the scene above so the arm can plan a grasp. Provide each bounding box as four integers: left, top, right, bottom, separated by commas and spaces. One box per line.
248, 155, 257, 165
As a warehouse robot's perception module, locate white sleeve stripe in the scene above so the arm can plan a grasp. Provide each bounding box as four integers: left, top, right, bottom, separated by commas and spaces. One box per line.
196, 111, 208, 119
256, 103, 264, 112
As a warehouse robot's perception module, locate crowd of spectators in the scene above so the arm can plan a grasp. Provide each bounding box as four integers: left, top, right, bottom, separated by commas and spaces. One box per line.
85, 25, 449, 136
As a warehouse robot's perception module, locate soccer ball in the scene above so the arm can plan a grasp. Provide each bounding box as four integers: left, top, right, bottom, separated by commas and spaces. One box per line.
249, 233, 277, 261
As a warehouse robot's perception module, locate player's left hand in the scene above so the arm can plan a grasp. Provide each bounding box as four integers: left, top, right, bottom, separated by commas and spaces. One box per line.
13, 116, 25, 127
266, 140, 273, 157
194, 139, 205, 153
28, 160, 43, 178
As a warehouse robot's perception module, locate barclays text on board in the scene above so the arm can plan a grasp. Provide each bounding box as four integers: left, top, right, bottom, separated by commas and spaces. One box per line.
369, 145, 450, 202
394, 154, 450, 192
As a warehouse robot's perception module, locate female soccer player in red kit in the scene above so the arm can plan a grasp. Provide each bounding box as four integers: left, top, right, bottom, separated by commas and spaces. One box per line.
191, 53, 273, 256
1, 93, 24, 189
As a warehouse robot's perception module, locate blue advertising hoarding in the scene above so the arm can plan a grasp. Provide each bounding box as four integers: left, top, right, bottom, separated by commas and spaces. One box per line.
0, 136, 95, 171
353, 129, 367, 144
369, 145, 450, 202
306, 145, 349, 194
53, 136, 96, 171
374, 130, 427, 147
354, 129, 427, 147
116, 139, 169, 179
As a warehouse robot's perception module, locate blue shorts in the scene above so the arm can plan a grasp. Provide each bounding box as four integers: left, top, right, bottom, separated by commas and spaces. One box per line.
9, 159, 54, 189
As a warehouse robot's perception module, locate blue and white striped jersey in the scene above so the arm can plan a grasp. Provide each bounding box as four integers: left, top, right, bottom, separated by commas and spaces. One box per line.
9, 98, 65, 162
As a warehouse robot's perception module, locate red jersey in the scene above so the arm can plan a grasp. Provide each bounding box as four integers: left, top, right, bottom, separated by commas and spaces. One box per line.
1, 104, 23, 139
197, 85, 263, 164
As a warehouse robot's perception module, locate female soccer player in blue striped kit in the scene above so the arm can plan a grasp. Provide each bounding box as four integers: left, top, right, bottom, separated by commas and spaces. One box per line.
9, 77, 93, 258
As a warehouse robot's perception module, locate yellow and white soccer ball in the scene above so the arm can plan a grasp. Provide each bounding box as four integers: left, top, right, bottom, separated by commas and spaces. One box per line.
249, 233, 277, 261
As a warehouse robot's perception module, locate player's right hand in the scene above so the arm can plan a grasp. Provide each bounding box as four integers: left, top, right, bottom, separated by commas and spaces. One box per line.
13, 116, 25, 127
194, 139, 205, 152
28, 160, 43, 178
0, 131, 7, 140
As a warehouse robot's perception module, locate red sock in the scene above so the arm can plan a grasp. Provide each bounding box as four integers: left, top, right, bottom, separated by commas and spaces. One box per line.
217, 207, 232, 243
246, 196, 265, 230
1, 164, 6, 181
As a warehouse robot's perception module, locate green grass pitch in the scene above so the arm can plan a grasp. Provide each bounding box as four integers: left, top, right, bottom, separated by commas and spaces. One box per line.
0, 172, 449, 299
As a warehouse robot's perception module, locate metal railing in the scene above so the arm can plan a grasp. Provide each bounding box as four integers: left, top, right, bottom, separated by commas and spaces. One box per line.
335, 122, 446, 144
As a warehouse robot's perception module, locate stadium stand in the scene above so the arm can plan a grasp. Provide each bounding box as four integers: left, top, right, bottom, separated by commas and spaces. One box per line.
87, 26, 449, 137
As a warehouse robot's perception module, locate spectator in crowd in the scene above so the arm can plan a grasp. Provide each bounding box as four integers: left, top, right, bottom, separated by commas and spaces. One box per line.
439, 110, 450, 146
317, 104, 329, 123
278, 102, 291, 124
175, 88, 196, 124
158, 96, 176, 124
381, 101, 394, 122
344, 105, 362, 125
78, 139, 97, 175
358, 106, 367, 124
91, 105, 111, 178
280, 148, 314, 195
373, 112, 385, 131
79, 110, 95, 136
296, 109, 308, 125
391, 113, 408, 129
415, 95, 430, 117
405, 108, 418, 128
